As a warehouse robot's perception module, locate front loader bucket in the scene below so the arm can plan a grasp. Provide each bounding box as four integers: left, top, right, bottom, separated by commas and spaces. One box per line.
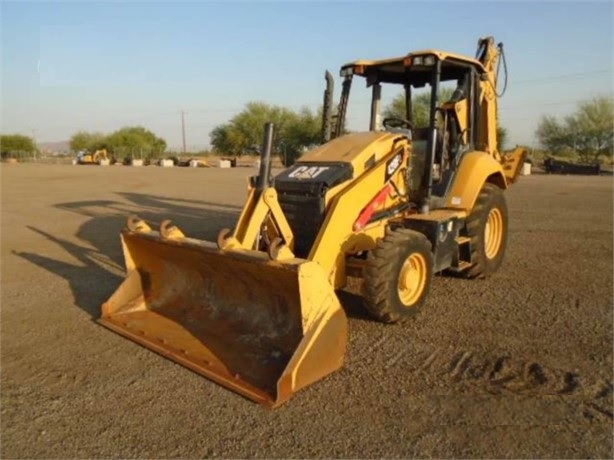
100, 228, 347, 407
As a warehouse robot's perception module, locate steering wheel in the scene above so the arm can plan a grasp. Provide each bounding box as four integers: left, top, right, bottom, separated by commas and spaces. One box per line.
383, 117, 413, 130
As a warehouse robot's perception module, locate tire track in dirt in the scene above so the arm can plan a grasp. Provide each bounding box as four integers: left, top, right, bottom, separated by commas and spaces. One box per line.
363, 336, 613, 421
429, 348, 613, 420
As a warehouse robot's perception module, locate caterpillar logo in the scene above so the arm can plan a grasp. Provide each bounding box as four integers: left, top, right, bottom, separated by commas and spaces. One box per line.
385, 152, 404, 181
288, 165, 330, 180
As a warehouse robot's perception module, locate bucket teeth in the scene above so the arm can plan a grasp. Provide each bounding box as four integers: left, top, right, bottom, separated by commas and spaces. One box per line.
126, 215, 151, 233
217, 228, 232, 249
267, 237, 295, 261
160, 220, 185, 239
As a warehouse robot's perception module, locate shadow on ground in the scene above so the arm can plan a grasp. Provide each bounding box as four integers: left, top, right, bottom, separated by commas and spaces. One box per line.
336, 290, 372, 321
15, 193, 241, 319
15, 226, 124, 317
16, 191, 377, 322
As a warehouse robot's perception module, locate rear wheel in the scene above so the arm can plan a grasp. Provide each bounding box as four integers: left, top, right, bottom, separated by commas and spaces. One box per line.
465, 183, 508, 278
363, 228, 433, 323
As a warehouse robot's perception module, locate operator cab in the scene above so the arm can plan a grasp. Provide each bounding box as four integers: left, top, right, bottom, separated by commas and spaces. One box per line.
332, 49, 489, 205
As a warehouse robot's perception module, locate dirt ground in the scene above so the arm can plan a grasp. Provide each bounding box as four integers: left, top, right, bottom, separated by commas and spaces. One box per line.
1, 163, 612, 459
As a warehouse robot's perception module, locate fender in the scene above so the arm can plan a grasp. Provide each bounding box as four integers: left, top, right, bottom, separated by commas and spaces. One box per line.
445, 151, 507, 211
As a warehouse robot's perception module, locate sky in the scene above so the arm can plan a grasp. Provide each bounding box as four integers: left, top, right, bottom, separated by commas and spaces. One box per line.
1, 0, 613, 151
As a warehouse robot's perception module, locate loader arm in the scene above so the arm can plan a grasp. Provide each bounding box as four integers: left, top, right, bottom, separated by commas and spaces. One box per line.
219, 185, 295, 253
219, 122, 295, 254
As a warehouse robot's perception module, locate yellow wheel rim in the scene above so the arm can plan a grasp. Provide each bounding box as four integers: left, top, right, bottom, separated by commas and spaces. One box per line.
484, 208, 503, 259
397, 253, 427, 307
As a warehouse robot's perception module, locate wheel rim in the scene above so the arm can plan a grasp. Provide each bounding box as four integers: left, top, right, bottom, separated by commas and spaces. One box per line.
484, 208, 503, 259
397, 253, 427, 307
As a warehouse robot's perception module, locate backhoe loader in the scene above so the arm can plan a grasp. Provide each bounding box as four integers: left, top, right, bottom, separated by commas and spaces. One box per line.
77, 148, 111, 165
101, 36, 527, 407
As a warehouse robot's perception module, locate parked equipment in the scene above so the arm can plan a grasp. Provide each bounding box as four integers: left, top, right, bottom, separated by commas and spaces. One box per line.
101, 37, 527, 407
543, 157, 601, 175
77, 148, 110, 165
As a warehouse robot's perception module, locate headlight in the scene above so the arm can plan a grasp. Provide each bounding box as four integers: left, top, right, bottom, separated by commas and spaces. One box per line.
413, 56, 424, 66
340, 67, 353, 77
424, 55, 435, 66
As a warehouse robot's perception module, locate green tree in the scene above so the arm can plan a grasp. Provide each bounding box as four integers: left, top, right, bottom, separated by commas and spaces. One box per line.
210, 102, 298, 154
210, 102, 321, 164
536, 96, 613, 164
0, 134, 36, 158
69, 131, 107, 152
210, 123, 242, 154
280, 107, 322, 165
105, 126, 167, 160
535, 115, 573, 156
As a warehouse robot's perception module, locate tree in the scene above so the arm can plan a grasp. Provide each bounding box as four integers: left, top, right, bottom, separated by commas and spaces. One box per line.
210, 102, 299, 155
535, 115, 569, 155
210, 102, 321, 164
1, 134, 36, 158
68, 126, 167, 161
210, 123, 241, 155
69, 131, 107, 152
104, 126, 167, 159
280, 107, 322, 165
536, 96, 613, 164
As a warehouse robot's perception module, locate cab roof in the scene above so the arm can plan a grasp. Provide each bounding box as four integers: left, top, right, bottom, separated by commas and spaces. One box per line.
340, 49, 487, 86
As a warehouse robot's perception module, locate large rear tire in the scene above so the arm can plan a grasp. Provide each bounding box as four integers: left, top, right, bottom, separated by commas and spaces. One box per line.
363, 228, 433, 323
465, 183, 508, 278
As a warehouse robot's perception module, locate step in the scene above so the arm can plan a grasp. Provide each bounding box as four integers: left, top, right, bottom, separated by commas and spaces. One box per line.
448, 260, 472, 273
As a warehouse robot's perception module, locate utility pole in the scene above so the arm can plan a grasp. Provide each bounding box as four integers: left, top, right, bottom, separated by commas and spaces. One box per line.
31, 128, 38, 159
181, 110, 187, 153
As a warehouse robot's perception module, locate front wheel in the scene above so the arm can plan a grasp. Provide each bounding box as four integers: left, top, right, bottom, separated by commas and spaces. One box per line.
363, 228, 433, 323
464, 183, 508, 278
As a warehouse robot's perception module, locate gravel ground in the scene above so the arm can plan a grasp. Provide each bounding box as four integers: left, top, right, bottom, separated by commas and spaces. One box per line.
1, 163, 612, 459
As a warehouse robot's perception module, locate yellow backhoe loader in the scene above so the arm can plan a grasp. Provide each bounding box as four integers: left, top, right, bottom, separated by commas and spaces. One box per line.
77, 148, 111, 165
101, 37, 527, 407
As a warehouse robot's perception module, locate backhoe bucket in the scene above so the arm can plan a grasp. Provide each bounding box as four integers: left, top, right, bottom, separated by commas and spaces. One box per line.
100, 228, 347, 407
